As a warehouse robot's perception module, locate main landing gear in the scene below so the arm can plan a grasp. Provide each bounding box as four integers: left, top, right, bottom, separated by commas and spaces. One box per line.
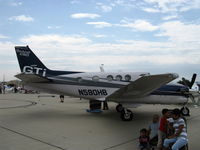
116, 104, 133, 121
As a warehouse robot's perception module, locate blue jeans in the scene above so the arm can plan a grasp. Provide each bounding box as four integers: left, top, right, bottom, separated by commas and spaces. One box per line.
163, 137, 188, 150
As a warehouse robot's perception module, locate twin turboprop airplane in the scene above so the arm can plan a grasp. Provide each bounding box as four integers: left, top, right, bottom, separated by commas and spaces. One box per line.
15, 46, 193, 121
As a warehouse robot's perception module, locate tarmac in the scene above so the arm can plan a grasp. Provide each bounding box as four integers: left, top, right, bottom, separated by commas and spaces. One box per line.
0, 93, 199, 150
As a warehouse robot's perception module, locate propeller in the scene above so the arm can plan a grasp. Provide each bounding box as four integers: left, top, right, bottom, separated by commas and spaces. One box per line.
178, 73, 200, 106
178, 73, 197, 89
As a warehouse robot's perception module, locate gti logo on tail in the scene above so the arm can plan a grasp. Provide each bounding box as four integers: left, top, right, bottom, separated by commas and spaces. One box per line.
23, 65, 46, 76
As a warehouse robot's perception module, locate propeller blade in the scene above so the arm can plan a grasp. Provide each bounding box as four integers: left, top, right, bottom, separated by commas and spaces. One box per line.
190, 73, 197, 88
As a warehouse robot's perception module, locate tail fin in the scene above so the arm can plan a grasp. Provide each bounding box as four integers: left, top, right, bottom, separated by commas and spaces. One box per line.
15, 46, 48, 69
15, 46, 82, 76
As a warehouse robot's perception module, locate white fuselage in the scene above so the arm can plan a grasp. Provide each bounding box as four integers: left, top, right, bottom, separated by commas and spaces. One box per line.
25, 71, 188, 106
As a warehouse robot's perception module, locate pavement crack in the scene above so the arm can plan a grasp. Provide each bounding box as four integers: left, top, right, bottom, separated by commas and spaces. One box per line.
103, 137, 138, 150
0, 125, 67, 150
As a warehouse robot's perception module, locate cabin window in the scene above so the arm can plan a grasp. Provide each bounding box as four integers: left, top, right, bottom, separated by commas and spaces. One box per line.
92, 76, 99, 81
116, 75, 122, 81
107, 75, 113, 81
125, 74, 131, 81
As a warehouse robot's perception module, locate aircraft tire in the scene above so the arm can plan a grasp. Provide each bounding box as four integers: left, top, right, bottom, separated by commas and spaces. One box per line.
116, 104, 123, 112
120, 109, 133, 121
181, 107, 190, 116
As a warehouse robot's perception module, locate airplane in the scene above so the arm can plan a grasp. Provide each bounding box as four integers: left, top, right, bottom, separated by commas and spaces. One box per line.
15, 46, 195, 121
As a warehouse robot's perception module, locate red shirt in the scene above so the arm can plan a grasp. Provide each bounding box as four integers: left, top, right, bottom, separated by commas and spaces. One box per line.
159, 117, 167, 133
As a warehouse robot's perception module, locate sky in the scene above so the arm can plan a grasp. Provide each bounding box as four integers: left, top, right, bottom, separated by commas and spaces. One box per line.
0, 0, 200, 81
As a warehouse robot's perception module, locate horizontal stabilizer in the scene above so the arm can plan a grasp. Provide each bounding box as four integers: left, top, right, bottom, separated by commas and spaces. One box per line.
15, 73, 51, 83
106, 73, 178, 100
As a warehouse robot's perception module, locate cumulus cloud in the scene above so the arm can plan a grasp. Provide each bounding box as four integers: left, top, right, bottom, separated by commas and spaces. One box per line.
8, 15, 34, 22
118, 20, 158, 31
86, 22, 112, 28
156, 21, 200, 43
1, 28, 200, 80
70, 13, 100, 19
96, 3, 113, 12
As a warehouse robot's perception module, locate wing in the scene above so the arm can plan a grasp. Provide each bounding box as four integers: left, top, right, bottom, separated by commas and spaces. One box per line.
15, 73, 51, 83
106, 73, 178, 100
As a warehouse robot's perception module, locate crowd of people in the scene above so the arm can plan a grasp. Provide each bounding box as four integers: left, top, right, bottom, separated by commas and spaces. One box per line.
139, 108, 188, 150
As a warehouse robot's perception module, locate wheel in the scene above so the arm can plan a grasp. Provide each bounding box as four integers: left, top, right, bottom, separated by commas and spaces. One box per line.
181, 107, 190, 116
120, 109, 133, 121
116, 104, 123, 112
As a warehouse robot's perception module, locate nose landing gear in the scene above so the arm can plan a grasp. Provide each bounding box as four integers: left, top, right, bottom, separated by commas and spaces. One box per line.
180, 107, 190, 116
116, 104, 133, 121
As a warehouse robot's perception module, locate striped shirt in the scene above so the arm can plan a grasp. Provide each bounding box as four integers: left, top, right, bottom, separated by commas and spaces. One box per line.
173, 118, 187, 140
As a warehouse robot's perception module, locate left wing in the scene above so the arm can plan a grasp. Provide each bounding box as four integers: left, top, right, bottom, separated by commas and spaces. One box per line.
106, 73, 178, 100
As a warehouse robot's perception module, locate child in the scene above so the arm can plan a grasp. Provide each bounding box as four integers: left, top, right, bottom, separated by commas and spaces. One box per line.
139, 128, 149, 150
157, 108, 170, 149
148, 114, 159, 148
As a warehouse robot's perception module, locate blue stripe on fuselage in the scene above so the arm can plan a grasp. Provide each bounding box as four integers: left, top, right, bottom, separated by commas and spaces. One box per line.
151, 84, 189, 97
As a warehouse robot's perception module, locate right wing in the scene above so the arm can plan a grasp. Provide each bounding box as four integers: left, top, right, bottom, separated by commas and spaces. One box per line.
106, 73, 178, 100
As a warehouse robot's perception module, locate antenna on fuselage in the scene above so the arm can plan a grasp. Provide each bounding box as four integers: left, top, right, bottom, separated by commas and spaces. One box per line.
100, 64, 105, 72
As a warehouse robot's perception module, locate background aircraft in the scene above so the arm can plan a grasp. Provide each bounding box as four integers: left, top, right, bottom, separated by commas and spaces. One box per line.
15, 46, 198, 121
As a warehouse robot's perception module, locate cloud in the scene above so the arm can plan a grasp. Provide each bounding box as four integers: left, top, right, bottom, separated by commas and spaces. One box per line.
1, 30, 200, 80
20, 34, 91, 45
96, 3, 113, 12
143, 0, 200, 13
86, 22, 112, 28
47, 26, 61, 29
70, 0, 80, 4
142, 7, 160, 13
156, 21, 200, 43
10, 2, 22, 6
8, 15, 34, 22
162, 15, 178, 20
94, 34, 107, 38
70, 13, 100, 19
118, 20, 158, 31
0, 34, 9, 39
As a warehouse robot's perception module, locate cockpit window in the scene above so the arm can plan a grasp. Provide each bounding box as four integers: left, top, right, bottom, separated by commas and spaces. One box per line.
107, 75, 113, 81
125, 74, 131, 81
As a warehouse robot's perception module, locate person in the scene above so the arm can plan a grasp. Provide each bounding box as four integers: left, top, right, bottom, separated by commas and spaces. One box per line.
60, 95, 64, 103
14, 86, 17, 93
103, 101, 109, 110
0, 85, 1, 94
148, 114, 159, 148
166, 117, 175, 137
157, 108, 169, 150
163, 108, 188, 150
139, 128, 150, 150
1, 84, 5, 94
